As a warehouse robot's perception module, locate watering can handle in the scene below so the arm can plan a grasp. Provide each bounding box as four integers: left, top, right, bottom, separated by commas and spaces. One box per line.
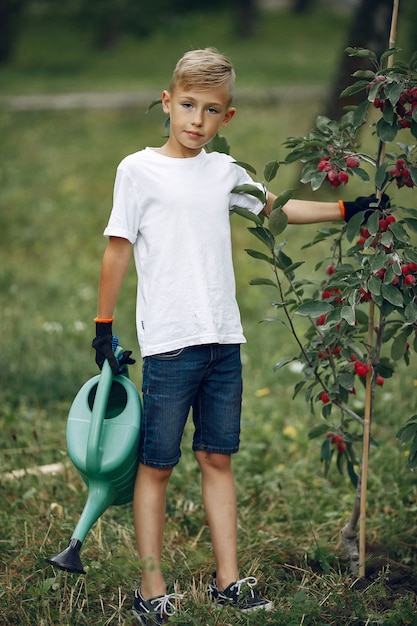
86, 346, 124, 476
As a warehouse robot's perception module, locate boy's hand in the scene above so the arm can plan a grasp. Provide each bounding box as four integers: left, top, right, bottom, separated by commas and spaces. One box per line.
342, 193, 390, 222
92, 321, 135, 375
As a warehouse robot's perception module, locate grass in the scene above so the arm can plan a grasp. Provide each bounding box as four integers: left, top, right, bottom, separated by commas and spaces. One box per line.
1, 6, 417, 625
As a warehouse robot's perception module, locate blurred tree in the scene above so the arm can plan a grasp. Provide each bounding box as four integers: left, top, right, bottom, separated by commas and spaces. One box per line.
291, 0, 316, 12
0, 0, 27, 64
325, 0, 409, 119
233, 0, 258, 37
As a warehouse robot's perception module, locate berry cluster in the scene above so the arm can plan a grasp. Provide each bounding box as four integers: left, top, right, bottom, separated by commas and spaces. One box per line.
395, 87, 417, 129
317, 154, 360, 188
326, 431, 346, 453
356, 215, 396, 249
371, 76, 417, 130
388, 158, 415, 188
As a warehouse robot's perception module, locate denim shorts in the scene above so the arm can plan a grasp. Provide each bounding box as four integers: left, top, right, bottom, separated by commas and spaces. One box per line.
139, 343, 242, 469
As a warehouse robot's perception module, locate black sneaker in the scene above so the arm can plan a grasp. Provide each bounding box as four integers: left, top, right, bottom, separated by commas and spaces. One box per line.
208, 572, 273, 613
132, 588, 183, 625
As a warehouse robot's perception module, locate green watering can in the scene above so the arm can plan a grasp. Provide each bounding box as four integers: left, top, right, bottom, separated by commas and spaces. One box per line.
46, 347, 142, 574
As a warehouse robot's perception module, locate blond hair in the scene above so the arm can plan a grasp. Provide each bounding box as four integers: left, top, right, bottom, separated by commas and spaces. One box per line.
169, 48, 235, 101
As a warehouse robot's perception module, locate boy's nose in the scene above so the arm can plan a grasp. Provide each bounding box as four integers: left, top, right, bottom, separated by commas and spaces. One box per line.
192, 110, 203, 126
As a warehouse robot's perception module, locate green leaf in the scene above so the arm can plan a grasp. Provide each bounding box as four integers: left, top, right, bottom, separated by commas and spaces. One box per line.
386, 81, 404, 107
293, 380, 306, 399
268, 207, 288, 236
341, 305, 355, 326
232, 206, 263, 225
376, 117, 398, 143
232, 183, 266, 203
346, 211, 365, 242
207, 133, 230, 154
389, 222, 410, 243
375, 163, 389, 190
245, 249, 273, 263
347, 460, 358, 488
368, 275, 381, 296
405, 301, 417, 324
249, 277, 276, 287
340, 81, 369, 98
353, 167, 370, 182
345, 47, 377, 62
233, 160, 256, 175
352, 99, 369, 129
381, 283, 403, 307
391, 331, 409, 361
263, 160, 280, 183
247, 226, 272, 248
296, 301, 333, 317
381, 47, 401, 65
321, 439, 332, 463
352, 70, 376, 79
338, 372, 355, 391
308, 423, 331, 439
273, 357, 296, 371
272, 188, 296, 210
397, 420, 417, 444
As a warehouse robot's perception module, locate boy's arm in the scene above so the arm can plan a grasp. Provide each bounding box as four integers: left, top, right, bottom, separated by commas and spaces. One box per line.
263, 192, 389, 224
92, 236, 134, 374
263, 193, 341, 223
96, 236, 132, 318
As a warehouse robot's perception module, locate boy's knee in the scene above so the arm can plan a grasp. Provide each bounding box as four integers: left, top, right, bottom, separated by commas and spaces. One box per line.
138, 463, 173, 484
195, 450, 231, 472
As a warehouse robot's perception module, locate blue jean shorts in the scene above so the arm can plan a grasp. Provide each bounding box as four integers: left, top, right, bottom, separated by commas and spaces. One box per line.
139, 343, 242, 469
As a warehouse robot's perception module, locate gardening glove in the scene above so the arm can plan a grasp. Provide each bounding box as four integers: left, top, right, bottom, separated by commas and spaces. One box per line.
92, 321, 135, 376
341, 193, 390, 222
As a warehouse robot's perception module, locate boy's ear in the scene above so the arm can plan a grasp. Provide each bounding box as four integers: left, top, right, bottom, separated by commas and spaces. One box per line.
161, 90, 170, 114
221, 107, 236, 127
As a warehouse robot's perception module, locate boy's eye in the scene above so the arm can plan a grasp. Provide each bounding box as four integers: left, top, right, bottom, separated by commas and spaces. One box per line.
182, 102, 193, 109
208, 107, 219, 114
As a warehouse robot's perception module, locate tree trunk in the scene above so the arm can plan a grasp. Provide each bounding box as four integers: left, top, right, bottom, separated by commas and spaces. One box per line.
0, 0, 26, 64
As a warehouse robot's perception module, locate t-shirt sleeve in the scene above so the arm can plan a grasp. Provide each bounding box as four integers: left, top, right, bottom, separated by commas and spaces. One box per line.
229, 161, 265, 215
103, 165, 141, 243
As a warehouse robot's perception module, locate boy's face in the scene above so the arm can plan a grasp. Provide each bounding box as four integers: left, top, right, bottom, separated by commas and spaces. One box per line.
160, 83, 236, 158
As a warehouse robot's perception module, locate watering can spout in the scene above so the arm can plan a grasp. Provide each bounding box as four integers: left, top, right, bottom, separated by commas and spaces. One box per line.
46, 539, 85, 574
46, 350, 141, 573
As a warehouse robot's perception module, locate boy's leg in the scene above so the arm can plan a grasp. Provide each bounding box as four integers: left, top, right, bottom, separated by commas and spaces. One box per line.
133, 462, 173, 599
194, 450, 238, 590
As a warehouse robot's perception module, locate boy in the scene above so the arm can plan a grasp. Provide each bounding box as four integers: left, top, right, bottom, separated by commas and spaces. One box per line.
92, 48, 384, 624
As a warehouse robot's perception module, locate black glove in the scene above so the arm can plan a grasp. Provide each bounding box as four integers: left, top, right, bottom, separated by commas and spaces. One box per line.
342, 193, 390, 222
92, 321, 135, 375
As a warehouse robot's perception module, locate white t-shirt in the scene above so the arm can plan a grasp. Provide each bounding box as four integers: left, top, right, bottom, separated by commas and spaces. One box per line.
104, 147, 264, 356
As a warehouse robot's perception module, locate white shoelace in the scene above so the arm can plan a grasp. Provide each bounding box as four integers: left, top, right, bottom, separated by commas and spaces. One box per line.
150, 592, 184, 616
230, 576, 258, 597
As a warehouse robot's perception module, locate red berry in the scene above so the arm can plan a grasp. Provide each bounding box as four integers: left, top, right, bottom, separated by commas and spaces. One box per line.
320, 392, 330, 404
396, 159, 407, 169
326, 432, 334, 439
376, 375, 384, 386
408, 262, 417, 272
405, 274, 416, 286
318, 158, 330, 171
337, 442, 347, 453
326, 265, 335, 275
401, 264, 410, 275
345, 156, 360, 169
316, 314, 327, 326
338, 171, 349, 184
332, 434, 342, 444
